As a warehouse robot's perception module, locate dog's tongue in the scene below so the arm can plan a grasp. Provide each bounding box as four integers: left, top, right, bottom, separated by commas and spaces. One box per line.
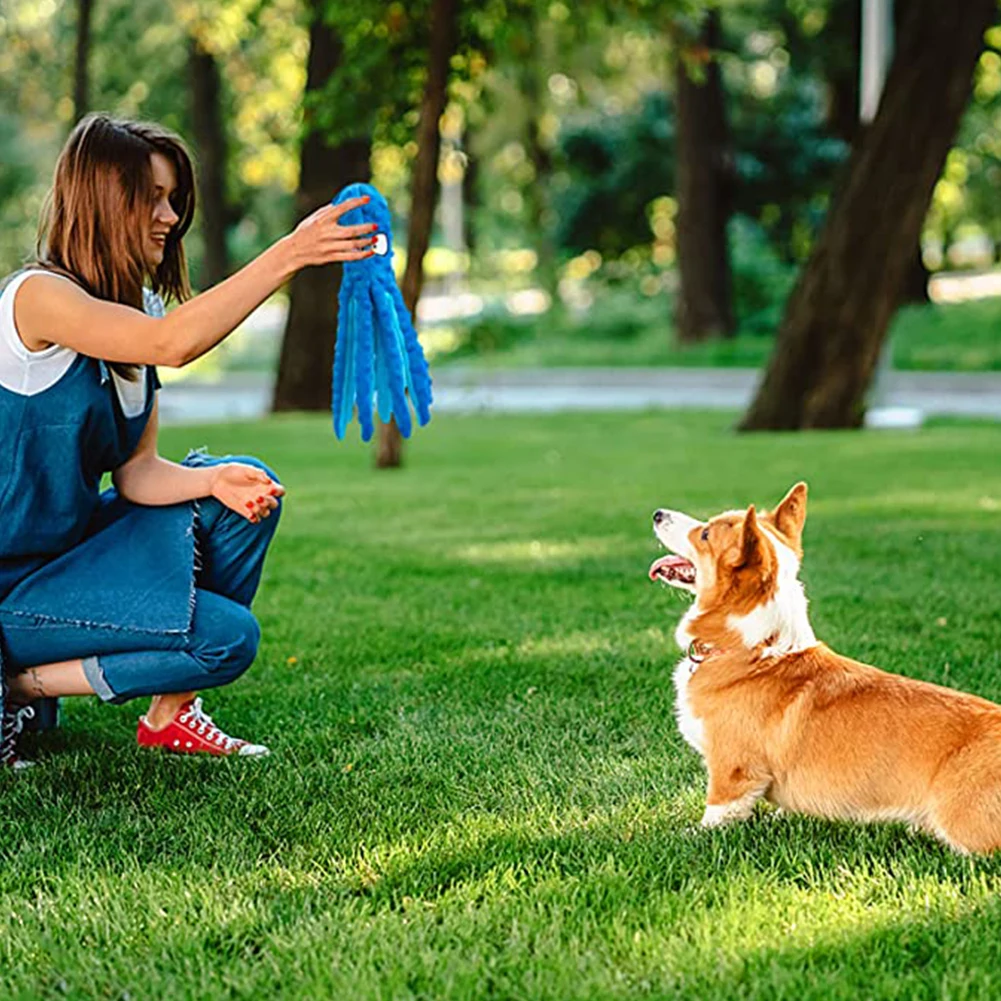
649, 555, 692, 581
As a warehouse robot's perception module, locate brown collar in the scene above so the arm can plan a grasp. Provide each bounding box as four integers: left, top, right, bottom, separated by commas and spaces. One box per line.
687, 632, 784, 671
686, 640, 714, 667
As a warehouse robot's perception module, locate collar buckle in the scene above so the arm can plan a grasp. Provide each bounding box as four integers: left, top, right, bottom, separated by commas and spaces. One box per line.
687, 640, 711, 666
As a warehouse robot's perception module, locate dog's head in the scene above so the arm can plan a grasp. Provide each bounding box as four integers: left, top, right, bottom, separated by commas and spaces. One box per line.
649, 483, 811, 651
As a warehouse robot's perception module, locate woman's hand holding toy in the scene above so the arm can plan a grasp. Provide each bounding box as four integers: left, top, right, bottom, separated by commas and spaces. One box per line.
287, 196, 379, 268
209, 463, 284, 524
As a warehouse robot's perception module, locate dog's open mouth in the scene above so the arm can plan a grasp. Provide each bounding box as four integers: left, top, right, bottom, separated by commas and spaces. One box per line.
648, 555, 696, 587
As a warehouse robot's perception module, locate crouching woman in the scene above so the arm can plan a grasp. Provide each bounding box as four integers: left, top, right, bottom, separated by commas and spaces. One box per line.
0, 114, 377, 767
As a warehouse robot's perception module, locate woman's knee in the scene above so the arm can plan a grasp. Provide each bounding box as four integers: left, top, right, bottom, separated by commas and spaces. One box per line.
187, 596, 261, 684
186, 452, 283, 529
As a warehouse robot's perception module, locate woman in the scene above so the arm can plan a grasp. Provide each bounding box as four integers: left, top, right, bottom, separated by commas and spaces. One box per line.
0, 113, 376, 768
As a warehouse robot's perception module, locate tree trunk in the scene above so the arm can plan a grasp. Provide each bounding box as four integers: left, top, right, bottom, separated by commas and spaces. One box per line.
462, 144, 478, 257
824, 0, 926, 306
673, 9, 735, 344
376, 0, 458, 468
740, 2, 993, 431
188, 36, 230, 289
273, 5, 371, 413
890, 0, 932, 307
524, 101, 558, 300
823, 0, 862, 145
72, 0, 94, 123
522, 18, 558, 301
901, 245, 930, 303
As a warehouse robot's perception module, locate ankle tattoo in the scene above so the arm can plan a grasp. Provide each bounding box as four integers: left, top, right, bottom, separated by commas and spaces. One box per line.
27, 669, 46, 700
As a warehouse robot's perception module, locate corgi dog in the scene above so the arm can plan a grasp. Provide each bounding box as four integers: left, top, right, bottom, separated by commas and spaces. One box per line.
650, 483, 1001, 854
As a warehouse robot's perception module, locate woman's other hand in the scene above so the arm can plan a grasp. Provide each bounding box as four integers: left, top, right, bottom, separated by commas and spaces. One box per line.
209, 463, 285, 524
287, 196, 378, 269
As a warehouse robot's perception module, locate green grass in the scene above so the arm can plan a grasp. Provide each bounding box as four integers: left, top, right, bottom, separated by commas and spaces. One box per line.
5, 411, 1001, 999
431, 295, 1001, 372
890, 297, 1001, 371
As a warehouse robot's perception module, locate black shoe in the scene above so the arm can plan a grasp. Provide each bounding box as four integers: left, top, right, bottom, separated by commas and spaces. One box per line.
1, 703, 36, 770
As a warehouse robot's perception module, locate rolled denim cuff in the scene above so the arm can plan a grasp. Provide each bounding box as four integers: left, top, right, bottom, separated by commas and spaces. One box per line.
82, 655, 119, 704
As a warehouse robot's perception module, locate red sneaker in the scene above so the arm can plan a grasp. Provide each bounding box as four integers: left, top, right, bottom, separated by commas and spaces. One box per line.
137, 698, 269, 757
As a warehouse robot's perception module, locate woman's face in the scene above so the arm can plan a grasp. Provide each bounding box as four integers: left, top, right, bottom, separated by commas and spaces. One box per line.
145, 152, 180, 269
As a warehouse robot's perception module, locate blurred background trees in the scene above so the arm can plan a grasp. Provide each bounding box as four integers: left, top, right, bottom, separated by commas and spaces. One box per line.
2, 0, 999, 434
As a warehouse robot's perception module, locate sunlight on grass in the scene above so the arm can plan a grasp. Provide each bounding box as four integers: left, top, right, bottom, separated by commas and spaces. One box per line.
453, 537, 619, 565
515, 630, 615, 658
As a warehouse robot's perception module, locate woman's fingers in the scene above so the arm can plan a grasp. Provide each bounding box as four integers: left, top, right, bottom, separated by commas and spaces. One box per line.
337, 222, 379, 238
328, 195, 370, 222
331, 248, 377, 262
330, 236, 378, 251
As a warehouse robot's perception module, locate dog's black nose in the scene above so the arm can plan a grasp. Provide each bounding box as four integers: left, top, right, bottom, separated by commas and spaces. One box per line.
653, 509, 668, 525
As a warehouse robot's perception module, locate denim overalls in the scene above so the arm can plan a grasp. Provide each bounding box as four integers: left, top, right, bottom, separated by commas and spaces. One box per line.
0, 273, 280, 724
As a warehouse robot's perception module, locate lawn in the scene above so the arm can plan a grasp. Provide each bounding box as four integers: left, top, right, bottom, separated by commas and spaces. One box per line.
4, 410, 1001, 1000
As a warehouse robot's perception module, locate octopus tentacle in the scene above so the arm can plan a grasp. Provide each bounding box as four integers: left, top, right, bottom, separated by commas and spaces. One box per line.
392, 292, 433, 426
354, 283, 376, 442
372, 284, 413, 438
333, 277, 357, 439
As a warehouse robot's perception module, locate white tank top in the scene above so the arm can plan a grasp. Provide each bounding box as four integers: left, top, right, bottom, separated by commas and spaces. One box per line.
0, 270, 164, 416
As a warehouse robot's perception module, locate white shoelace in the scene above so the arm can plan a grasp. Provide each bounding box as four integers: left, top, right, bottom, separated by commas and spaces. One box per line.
1, 704, 36, 764
178, 698, 240, 751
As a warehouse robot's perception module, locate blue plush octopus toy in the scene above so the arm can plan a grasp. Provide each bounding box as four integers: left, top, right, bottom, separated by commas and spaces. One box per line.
330, 183, 433, 441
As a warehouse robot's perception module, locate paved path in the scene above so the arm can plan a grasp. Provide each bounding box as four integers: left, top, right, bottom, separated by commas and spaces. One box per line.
157, 367, 1001, 426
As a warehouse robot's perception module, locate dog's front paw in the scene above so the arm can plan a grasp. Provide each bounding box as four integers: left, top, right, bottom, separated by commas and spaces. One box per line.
700, 801, 756, 828
700, 804, 734, 828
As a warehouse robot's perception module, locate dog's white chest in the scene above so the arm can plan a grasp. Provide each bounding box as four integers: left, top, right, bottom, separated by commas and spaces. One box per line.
673, 657, 705, 755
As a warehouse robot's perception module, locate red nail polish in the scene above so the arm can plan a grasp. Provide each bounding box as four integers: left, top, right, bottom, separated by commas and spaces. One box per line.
245, 501, 254, 509
257, 496, 265, 503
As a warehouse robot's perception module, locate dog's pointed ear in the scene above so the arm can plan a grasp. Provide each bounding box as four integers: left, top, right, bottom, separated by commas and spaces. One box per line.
738, 504, 766, 567
774, 482, 808, 548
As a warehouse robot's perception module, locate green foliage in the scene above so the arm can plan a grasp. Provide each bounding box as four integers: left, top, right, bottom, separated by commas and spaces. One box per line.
926, 36, 1001, 265
727, 70, 847, 263
446, 289, 669, 363
436, 282, 1001, 373
307, 0, 429, 147
5, 411, 1001, 997
0, 111, 39, 271
1, 0, 999, 349
0, 0, 301, 285
0, 0, 73, 274
447, 303, 540, 357
556, 91, 674, 257
554, 15, 848, 267
729, 215, 798, 334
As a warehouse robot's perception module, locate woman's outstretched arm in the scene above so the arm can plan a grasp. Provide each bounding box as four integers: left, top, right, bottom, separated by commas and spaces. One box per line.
14, 196, 376, 367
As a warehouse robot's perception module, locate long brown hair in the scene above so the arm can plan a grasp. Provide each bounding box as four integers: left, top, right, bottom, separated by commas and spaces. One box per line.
34, 114, 196, 375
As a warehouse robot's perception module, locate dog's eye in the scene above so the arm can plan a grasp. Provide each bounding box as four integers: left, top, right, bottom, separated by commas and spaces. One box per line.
701, 526, 710, 541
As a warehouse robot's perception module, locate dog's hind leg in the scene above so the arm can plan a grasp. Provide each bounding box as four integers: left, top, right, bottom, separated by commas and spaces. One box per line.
927, 741, 1001, 854
701, 761, 772, 828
